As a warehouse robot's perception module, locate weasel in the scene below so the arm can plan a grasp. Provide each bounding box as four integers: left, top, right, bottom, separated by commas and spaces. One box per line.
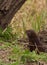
26, 30, 45, 54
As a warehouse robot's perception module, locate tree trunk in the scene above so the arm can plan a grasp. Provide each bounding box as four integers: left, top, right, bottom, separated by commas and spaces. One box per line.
0, 0, 26, 29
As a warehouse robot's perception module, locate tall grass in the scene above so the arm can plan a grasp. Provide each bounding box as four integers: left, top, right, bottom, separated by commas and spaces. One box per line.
0, 26, 18, 42
31, 10, 46, 32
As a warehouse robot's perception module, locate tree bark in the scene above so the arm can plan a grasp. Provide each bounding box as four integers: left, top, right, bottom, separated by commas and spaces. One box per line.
0, 0, 26, 29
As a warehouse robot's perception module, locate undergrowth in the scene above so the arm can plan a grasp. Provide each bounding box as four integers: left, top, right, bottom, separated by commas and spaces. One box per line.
0, 26, 18, 43
0, 41, 47, 65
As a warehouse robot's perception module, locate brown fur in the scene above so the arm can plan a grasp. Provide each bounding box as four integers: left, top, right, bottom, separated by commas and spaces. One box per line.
26, 30, 45, 54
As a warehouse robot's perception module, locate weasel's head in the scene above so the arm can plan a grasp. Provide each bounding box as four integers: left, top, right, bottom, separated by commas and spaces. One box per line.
26, 30, 34, 38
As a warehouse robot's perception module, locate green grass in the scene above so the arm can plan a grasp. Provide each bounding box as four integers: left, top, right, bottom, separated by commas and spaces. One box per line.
0, 40, 47, 65
31, 10, 46, 32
